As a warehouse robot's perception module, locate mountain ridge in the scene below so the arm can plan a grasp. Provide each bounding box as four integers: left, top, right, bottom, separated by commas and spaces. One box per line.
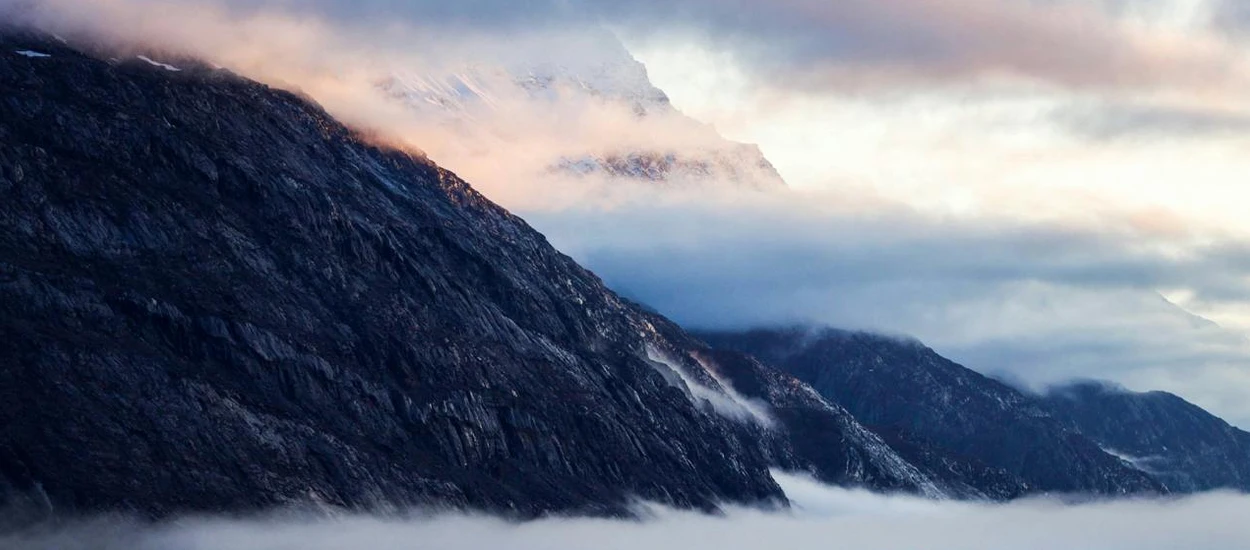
0, 28, 932, 522
375, 31, 788, 190
1043, 380, 1250, 493
696, 326, 1170, 497
0, 29, 785, 518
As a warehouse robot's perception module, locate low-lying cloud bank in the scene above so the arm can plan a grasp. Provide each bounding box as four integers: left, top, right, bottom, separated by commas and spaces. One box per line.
6, 472, 1250, 550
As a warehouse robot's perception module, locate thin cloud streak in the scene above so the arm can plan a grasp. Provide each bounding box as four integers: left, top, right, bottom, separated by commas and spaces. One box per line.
1052, 101, 1250, 140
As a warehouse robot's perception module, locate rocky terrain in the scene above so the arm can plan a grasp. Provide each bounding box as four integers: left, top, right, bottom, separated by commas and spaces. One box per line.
1044, 381, 1250, 492
5, 22, 1249, 529
640, 314, 954, 497
0, 28, 928, 522
698, 327, 1167, 497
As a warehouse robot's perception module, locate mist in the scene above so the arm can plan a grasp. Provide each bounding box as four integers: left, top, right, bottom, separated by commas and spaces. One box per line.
5, 472, 1249, 550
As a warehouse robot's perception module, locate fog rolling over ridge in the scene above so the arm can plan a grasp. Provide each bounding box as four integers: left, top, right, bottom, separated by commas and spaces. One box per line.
7, 473, 1250, 550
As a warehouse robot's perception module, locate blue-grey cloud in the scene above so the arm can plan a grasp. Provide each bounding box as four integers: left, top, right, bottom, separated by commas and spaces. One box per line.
521, 191, 1250, 427
1212, 0, 1250, 38
1053, 102, 1250, 140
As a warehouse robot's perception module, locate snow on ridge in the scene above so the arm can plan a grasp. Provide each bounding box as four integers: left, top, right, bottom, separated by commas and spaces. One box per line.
137, 55, 182, 72
15, 50, 51, 58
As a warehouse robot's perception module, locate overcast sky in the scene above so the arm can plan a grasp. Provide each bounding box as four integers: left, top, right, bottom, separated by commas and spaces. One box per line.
11, 0, 1250, 426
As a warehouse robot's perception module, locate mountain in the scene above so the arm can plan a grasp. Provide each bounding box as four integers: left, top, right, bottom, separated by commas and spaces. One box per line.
1044, 381, 1250, 493
375, 31, 787, 190
697, 327, 1166, 497
0, 29, 922, 521
638, 315, 954, 497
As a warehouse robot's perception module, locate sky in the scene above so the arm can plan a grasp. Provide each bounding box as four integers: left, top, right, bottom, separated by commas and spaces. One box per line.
600, 0, 1250, 424
8, 472, 1250, 550
7, 0, 1250, 426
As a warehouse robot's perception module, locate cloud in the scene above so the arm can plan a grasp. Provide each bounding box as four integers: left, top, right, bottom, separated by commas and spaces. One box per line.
1052, 101, 1250, 140
8, 0, 1248, 95
1212, 0, 1250, 38
6, 472, 1250, 550
521, 188, 1250, 427
628, 0, 1242, 91
645, 346, 777, 428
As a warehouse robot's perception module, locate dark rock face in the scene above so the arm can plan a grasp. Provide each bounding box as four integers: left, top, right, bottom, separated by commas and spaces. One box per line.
698, 327, 1166, 498
694, 348, 937, 493
0, 30, 799, 519
639, 316, 949, 497
1044, 382, 1250, 493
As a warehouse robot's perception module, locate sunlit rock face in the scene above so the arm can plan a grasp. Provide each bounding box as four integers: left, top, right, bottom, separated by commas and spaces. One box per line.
697, 327, 1169, 498
375, 31, 787, 191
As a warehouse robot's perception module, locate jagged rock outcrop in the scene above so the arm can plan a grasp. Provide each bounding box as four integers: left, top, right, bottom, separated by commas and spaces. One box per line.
698, 327, 1166, 498
1044, 382, 1250, 493
0, 30, 801, 519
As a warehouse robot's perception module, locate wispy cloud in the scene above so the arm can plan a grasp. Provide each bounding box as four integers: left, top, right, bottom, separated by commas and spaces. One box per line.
1052, 101, 1250, 140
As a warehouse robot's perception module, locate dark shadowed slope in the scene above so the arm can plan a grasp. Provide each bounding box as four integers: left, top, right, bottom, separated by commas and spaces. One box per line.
698, 327, 1165, 498
638, 314, 953, 498
1044, 381, 1250, 493
0, 30, 796, 519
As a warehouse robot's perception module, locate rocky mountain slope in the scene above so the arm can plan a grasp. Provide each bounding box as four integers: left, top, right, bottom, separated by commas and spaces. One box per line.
0, 29, 928, 521
1044, 382, 1250, 493
639, 315, 954, 498
698, 327, 1167, 497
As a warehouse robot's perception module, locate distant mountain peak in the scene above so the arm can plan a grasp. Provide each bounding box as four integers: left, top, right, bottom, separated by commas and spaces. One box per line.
375, 30, 787, 191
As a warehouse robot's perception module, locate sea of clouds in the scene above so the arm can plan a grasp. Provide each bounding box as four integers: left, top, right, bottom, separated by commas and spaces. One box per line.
5, 472, 1250, 550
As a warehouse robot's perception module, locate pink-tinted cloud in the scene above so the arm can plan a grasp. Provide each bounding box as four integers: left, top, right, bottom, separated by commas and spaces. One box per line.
5, 0, 1245, 92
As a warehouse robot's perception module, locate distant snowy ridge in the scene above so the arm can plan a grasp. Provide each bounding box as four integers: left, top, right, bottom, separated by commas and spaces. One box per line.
375, 31, 786, 191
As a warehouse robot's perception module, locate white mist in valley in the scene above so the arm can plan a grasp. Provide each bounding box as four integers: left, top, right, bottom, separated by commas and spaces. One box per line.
5, 472, 1250, 550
